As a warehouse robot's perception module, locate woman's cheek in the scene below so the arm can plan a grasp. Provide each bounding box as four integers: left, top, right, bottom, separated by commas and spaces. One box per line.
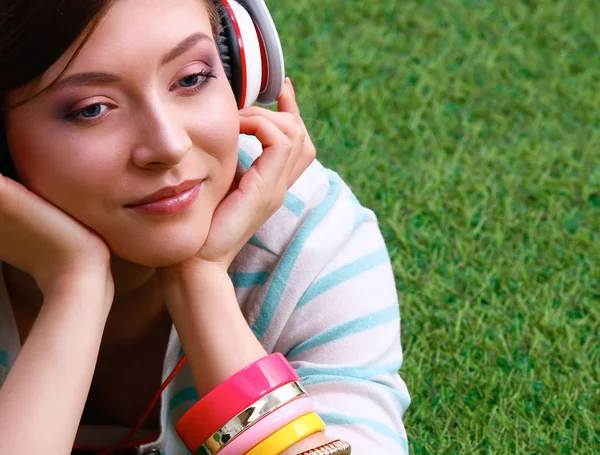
188, 88, 240, 194
191, 95, 240, 155
10, 128, 120, 224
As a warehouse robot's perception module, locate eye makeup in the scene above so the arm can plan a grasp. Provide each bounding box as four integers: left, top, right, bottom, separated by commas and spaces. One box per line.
55, 63, 218, 124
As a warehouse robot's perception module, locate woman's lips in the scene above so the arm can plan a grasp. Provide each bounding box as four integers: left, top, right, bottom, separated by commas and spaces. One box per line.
125, 179, 203, 216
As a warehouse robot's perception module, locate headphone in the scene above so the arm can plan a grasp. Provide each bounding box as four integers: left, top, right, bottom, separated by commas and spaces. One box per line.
217, 0, 285, 108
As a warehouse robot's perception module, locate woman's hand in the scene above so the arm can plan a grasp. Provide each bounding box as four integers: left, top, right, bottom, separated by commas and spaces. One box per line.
192, 78, 316, 270
0, 174, 111, 296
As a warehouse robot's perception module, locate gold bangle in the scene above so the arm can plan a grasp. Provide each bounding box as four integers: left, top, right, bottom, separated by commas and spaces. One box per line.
296, 439, 352, 454
203, 381, 307, 454
246, 413, 325, 455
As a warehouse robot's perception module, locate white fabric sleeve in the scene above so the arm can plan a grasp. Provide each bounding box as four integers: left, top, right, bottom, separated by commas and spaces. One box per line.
273, 187, 411, 454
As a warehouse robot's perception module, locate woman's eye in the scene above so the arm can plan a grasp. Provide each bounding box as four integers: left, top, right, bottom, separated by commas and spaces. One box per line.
68, 103, 108, 121
172, 71, 216, 92
179, 74, 202, 88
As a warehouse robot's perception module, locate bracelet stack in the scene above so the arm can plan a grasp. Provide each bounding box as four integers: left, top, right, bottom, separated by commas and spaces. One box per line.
175, 353, 351, 455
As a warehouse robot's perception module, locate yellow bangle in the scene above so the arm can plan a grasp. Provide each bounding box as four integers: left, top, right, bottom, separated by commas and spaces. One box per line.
246, 413, 326, 455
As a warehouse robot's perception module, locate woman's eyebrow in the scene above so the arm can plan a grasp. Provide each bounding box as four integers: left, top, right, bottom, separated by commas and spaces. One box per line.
54, 32, 213, 90
160, 32, 212, 66
56, 72, 121, 89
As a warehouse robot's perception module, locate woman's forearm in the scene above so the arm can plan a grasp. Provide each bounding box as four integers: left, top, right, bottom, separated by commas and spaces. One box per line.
159, 262, 267, 393
0, 274, 113, 455
160, 261, 333, 455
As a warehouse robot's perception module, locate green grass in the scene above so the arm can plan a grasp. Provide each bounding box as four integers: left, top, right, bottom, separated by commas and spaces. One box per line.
268, 0, 600, 453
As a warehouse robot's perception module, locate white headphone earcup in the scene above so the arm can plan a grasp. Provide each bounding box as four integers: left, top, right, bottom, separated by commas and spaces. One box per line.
243, 0, 285, 105
222, 0, 262, 108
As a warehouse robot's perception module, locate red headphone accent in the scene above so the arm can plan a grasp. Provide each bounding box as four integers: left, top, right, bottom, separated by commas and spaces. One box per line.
221, 0, 248, 108
253, 20, 269, 93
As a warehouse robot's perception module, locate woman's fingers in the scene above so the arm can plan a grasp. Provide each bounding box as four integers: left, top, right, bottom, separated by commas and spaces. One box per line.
238, 114, 294, 186
238, 108, 304, 158
239, 78, 316, 188
277, 77, 300, 117
277, 78, 317, 183
239, 112, 303, 182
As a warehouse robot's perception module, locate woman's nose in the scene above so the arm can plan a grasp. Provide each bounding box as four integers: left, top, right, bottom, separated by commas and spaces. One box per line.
131, 103, 193, 169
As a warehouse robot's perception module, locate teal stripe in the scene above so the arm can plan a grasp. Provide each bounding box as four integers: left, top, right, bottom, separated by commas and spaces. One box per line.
238, 146, 305, 217
287, 305, 400, 359
238, 147, 255, 170
165, 386, 199, 432
349, 192, 372, 231
296, 248, 390, 309
167, 386, 199, 416
249, 235, 268, 250
283, 192, 305, 217
295, 361, 401, 380
251, 170, 343, 339
319, 412, 409, 450
0, 350, 6, 367
301, 374, 410, 410
228, 271, 270, 288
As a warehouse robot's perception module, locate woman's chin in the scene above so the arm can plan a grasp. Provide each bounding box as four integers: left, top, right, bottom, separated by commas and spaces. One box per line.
108, 236, 207, 268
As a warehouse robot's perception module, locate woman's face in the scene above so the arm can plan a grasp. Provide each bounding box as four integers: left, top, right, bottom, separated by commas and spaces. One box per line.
4, 0, 240, 267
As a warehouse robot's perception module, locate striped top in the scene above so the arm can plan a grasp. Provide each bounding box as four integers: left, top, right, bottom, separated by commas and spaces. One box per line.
0, 134, 410, 454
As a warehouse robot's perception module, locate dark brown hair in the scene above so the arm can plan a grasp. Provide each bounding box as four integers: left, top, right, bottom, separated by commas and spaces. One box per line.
0, 0, 221, 179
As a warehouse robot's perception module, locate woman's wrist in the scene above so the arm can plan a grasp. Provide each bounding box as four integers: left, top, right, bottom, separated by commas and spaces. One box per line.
42, 267, 114, 313
157, 257, 227, 289
36, 253, 113, 299
159, 258, 267, 394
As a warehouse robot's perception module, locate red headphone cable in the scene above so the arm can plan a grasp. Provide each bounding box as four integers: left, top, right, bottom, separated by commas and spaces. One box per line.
72, 354, 188, 454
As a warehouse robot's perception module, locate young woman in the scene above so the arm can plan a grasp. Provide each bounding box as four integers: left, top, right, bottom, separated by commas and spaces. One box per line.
0, 0, 410, 454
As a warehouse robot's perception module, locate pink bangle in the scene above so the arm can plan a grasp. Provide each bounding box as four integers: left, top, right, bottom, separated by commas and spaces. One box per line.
217, 396, 315, 455
175, 353, 298, 453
